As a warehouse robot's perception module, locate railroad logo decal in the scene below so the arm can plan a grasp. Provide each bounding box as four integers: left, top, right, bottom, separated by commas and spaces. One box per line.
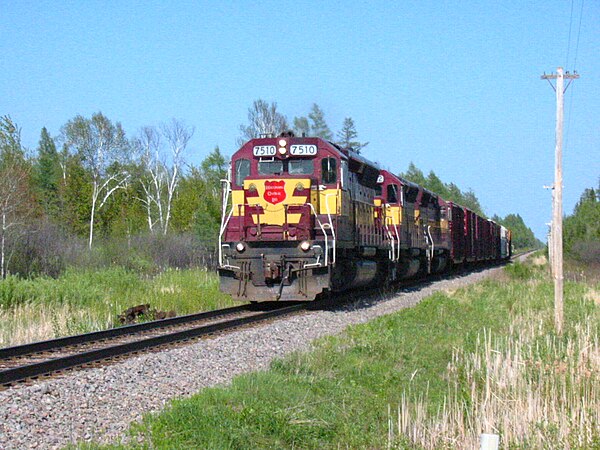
264, 180, 286, 205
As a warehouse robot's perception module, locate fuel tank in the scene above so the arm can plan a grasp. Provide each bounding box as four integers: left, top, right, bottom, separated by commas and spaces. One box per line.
330, 259, 379, 291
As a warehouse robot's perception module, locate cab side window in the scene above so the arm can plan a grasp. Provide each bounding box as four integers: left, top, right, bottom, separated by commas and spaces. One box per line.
321, 158, 337, 184
387, 184, 399, 203
235, 159, 250, 186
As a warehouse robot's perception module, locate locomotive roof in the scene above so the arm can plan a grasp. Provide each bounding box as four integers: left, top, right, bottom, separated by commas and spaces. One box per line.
234, 135, 380, 171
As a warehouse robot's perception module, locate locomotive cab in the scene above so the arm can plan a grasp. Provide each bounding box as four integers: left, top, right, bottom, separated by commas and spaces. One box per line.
219, 135, 343, 301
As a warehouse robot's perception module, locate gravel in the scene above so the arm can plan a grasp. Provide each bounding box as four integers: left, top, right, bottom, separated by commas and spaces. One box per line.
0, 265, 507, 449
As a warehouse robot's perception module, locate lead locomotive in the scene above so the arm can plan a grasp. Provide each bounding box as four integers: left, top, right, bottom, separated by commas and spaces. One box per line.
218, 134, 511, 302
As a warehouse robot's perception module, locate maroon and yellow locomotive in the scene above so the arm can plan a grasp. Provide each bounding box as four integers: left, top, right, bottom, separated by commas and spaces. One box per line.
218, 134, 511, 302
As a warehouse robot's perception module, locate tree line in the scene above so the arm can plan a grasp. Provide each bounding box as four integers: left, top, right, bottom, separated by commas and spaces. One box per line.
400, 162, 542, 250
0, 114, 226, 278
0, 99, 547, 278
0, 100, 369, 278
239, 100, 369, 152
564, 183, 600, 262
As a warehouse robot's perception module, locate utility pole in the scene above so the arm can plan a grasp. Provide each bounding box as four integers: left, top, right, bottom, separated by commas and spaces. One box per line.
541, 67, 579, 335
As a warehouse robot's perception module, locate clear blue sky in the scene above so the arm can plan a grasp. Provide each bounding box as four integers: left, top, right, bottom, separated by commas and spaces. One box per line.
1, 0, 598, 240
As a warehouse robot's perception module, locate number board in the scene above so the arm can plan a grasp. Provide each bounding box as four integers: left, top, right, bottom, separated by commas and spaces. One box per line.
253, 145, 276, 156
290, 144, 318, 156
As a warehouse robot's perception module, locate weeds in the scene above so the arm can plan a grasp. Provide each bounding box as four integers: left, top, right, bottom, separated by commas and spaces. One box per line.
390, 262, 600, 449
0, 267, 234, 347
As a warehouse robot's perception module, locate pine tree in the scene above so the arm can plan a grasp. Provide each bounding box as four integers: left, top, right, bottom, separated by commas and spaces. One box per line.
425, 170, 448, 198
336, 117, 368, 153
401, 162, 426, 186
293, 117, 310, 137
35, 127, 61, 218
564, 186, 600, 260
308, 104, 332, 140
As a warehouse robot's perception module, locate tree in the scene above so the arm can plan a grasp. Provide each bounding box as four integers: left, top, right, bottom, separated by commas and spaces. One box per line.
401, 162, 426, 186
136, 126, 166, 233
0, 116, 34, 277
34, 127, 61, 218
161, 119, 193, 235
462, 189, 484, 216
498, 214, 541, 250
171, 146, 226, 240
293, 116, 310, 137
61, 112, 130, 248
425, 171, 448, 199
238, 100, 288, 145
564, 185, 600, 261
308, 104, 332, 140
336, 117, 368, 153
135, 120, 193, 235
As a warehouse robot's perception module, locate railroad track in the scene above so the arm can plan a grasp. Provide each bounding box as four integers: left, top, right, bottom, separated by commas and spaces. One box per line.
0, 302, 306, 388
0, 251, 530, 389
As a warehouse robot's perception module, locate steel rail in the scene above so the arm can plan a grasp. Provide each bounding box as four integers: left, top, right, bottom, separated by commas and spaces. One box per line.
0, 304, 253, 360
0, 303, 305, 386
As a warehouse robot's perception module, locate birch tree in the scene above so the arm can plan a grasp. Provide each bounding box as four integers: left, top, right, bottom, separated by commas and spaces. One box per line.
135, 126, 165, 233
161, 119, 193, 235
61, 113, 130, 248
238, 99, 288, 145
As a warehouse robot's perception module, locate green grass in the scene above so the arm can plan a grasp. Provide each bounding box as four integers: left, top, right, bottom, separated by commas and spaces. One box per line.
89, 260, 599, 449
0, 267, 235, 347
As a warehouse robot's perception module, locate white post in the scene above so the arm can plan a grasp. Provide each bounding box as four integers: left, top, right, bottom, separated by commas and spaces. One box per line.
480, 433, 499, 450
553, 67, 564, 335
541, 67, 579, 335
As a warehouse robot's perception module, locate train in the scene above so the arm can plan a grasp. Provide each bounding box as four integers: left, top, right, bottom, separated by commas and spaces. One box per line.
218, 133, 511, 302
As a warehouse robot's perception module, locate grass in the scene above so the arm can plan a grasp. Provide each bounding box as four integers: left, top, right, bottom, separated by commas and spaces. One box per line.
0, 267, 235, 347
86, 258, 599, 449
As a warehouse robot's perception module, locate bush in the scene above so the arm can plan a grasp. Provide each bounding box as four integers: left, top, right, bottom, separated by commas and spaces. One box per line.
570, 240, 600, 264
3, 222, 218, 278
504, 262, 534, 280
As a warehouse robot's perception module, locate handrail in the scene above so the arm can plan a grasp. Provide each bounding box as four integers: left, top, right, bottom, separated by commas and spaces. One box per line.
306, 202, 330, 266
324, 192, 338, 264
218, 178, 232, 267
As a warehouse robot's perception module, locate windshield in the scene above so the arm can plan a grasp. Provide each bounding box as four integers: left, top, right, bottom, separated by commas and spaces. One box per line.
258, 160, 284, 175
257, 159, 313, 175
288, 159, 313, 175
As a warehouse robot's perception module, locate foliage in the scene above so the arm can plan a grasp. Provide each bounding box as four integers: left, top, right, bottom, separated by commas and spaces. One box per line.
400, 162, 485, 216
34, 127, 61, 218
0, 116, 37, 278
400, 162, 541, 250
61, 112, 131, 248
495, 213, 543, 250
564, 184, 600, 262
238, 99, 288, 145
307, 103, 332, 140
335, 117, 368, 153
292, 116, 310, 137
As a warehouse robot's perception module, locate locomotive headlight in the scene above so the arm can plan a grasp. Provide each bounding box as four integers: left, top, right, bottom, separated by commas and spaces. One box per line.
236, 242, 246, 253
299, 240, 311, 252
278, 139, 287, 147
278, 146, 287, 155
248, 183, 257, 192
295, 182, 305, 191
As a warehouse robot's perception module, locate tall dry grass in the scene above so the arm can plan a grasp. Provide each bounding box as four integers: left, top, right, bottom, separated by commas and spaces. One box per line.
389, 303, 600, 449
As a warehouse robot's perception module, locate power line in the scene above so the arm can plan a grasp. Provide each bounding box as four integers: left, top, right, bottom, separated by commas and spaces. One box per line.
573, 0, 585, 70
565, 0, 575, 68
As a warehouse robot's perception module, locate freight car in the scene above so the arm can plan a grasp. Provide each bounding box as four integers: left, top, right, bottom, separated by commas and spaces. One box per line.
218, 134, 511, 302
